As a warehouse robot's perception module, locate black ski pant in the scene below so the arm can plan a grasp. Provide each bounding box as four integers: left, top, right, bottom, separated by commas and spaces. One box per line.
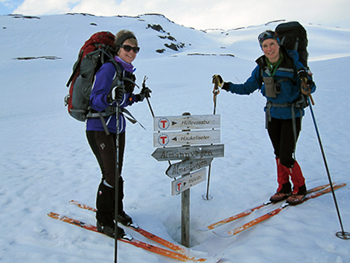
267, 117, 301, 168
86, 130, 126, 225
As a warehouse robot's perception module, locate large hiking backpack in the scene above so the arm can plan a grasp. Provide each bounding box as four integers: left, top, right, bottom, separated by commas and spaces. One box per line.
64, 31, 118, 121
273, 21, 310, 111
275, 21, 308, 68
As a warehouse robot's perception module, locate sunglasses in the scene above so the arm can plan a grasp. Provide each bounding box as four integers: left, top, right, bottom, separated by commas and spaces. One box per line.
121, 45, 140, 53
258, 30, 275, 41
258, 30, 279, 46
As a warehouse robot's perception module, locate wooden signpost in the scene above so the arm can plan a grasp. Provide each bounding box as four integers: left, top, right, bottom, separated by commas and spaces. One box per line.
152, 113, 224, 247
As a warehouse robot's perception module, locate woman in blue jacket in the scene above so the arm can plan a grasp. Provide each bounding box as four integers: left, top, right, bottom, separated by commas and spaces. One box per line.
86, 30, 151, 238
216, 30, 315, 205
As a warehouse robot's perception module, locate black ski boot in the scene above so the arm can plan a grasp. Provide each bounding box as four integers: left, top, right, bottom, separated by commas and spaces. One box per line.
96, 222, 132, 240
117, 211, 138, 228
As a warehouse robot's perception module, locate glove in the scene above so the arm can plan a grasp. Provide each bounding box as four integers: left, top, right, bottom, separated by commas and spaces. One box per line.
212, 74, 224, 87
297, 68, 308, 82
107, 86, 125, 103
142, 86, 152, 98
136, 86, 152, 102
222, 82, 230, 91
298, 68, 314, 85
297, 68, 314, 92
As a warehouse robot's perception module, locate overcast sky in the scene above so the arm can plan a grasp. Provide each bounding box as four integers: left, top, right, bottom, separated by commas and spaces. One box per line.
1, 0, 349, 30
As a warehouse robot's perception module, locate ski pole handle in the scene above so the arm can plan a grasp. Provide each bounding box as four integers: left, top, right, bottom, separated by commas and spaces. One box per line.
301, 79, 315, 105
212, 75, 220, 103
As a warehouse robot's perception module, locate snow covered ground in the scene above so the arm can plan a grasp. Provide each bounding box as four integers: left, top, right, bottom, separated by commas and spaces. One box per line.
0, 14, 349, 263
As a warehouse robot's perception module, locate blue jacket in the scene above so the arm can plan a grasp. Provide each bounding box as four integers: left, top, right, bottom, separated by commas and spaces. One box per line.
225, 48, 316, 119
86, 61, 139, 134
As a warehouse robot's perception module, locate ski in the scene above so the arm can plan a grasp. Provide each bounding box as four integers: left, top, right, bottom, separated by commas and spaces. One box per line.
214, 183, 346, 238
198, 183, 331, 231
69, 200, 189, 254
47, 212, 222, 262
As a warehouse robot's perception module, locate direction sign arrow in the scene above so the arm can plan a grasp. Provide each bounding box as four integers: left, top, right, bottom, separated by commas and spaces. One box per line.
154, 115, 220, 131
151, 144, 224, 161
171, 168, 207, 195
166, 158, 213, 178
153, 130, 220, 147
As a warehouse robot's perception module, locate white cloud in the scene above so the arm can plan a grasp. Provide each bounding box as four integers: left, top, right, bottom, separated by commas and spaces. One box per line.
1, 0, 23, 11
13, 0, 79, 15
69, 0, 121, 16
12, 0, 350, 30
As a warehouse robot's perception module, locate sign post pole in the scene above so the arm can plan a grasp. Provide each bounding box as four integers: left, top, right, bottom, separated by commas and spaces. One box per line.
181, 112, 191, 247
181, 176, 190, 247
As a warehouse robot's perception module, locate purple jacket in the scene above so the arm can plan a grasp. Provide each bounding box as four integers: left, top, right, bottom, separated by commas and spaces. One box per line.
86, 61, 139, 134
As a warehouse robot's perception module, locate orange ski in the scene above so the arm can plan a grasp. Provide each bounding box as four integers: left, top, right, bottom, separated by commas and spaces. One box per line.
69, 200, 188, 254
214, 183, 346, 238
47, 212, 222, 262
199, 183, 332, 231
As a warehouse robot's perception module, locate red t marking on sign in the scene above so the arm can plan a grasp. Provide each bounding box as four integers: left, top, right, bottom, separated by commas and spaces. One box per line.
160, 120, 168, 129
177, 182, 182, 191
160, 136, 168, 144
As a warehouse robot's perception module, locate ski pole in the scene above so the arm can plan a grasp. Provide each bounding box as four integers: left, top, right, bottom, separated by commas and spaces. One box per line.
146, 98, 154, 118
203, 76, 220, 200
142, 76, 155, 118
204, 162, 213, 200
307, 96, 349, 240
115, 100, 120, 262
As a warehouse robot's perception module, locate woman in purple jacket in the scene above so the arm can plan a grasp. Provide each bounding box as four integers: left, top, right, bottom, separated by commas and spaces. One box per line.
86, 30, 151, 239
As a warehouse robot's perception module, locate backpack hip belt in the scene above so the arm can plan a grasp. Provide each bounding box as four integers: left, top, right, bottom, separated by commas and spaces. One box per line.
87, 105, 116, 119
